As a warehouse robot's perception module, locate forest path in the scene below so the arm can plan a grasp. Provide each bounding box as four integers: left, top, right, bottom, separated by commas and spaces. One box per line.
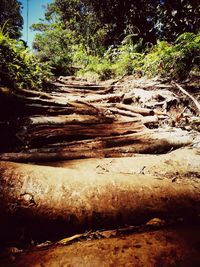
0, 76, 200, 266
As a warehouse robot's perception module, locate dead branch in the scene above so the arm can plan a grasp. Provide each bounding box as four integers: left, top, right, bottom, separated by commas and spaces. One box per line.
171, 81, 200, 114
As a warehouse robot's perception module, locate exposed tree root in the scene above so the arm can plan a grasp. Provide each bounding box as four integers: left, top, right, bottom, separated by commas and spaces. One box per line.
0, 147, 200, 241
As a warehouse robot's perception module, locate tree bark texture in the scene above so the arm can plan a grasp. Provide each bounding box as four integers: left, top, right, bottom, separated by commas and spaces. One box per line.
0, 128, 196, 162
0, 149, 200, 240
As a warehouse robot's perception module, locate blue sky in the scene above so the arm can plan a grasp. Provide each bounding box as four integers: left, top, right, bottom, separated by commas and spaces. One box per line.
20, 0, 53, 47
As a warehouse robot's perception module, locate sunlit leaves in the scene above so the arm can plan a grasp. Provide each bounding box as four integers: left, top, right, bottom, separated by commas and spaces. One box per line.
0, 30, 52, 90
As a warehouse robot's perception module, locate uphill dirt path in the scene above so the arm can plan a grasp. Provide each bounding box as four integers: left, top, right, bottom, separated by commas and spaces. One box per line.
0, 75, 200, 266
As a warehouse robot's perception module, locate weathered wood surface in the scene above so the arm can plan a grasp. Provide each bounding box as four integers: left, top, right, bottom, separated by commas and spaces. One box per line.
0, 128, 196, 162
0, 77, 199, 266
47, 147, 200, 177
1, 77, 199, 156
0, 146, 200, 240
16, 115, 146, 146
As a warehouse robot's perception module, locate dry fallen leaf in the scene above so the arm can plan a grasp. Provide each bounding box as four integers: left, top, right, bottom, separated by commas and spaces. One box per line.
146, 218, 166, 227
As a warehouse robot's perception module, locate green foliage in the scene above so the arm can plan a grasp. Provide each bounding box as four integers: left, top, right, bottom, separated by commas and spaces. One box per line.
78, 32, 200, 81
31, 0, 200, 78
111, 36, 144, 76
78, 56, 114, 80
143, 32, 200, 79
0, 0, 23, 39
40, 0, 108, 52
0, 30, 52, 90
33, 25, 75, 76
40, 0, 157, 46
32, 18, 108, 76
77, 35, 144, 79
47, 0, 199, 46
84, 0, 158, 45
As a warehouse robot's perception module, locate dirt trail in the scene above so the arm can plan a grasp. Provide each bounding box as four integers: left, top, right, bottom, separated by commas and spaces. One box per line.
0, 76, 199, 266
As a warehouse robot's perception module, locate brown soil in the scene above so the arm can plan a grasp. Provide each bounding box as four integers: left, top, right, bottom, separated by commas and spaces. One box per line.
1, 226, 200, 267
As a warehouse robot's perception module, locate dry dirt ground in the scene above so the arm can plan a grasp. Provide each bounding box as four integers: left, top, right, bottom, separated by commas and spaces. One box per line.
1, 226, 200, 267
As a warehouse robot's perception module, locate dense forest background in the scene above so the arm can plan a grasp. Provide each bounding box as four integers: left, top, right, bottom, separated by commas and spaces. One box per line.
0, 0, 199, 90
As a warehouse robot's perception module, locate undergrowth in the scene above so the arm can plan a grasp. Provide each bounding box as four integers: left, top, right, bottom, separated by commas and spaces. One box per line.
0, 29, 52, 91
0, 27, 199, 88
77, 32, 200, 81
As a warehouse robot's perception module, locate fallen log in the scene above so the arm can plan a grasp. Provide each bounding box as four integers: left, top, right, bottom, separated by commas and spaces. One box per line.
16, 116, 146, 146
1, 86, 109, 116
0, 158, 200, 241
116, 103, 167, 116
57, 77, 109, 90
79, 92, 124, 103
48, 147, 200, 179
24, 103, 104, 116
0, 128, 196, 162
2, 227, 200, 267
51, 84, 113, 94
102, 107, 143, 118
20, 114, 115, 126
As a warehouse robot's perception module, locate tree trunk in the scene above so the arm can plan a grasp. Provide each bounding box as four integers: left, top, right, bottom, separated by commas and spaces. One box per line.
0, 151, 200, 240
0, 128, 196, 162
16, 115, 146, 146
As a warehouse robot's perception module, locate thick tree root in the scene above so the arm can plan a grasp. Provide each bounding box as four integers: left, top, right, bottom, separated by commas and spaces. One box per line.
0, 147, 200, 240
0, 128, 197, 162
